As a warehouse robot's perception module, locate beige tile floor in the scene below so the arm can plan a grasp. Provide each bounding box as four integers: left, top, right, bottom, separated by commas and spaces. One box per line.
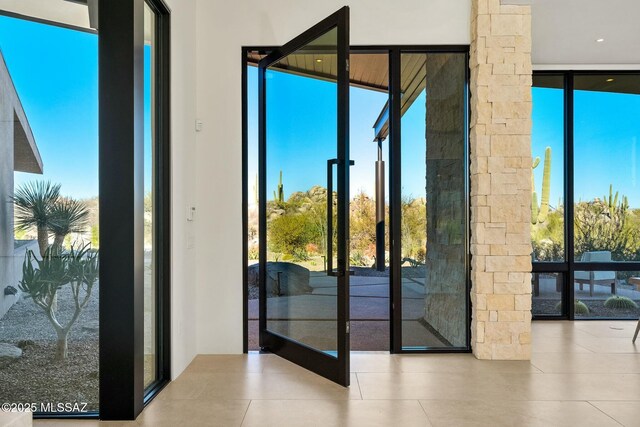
34, 320, 640, 426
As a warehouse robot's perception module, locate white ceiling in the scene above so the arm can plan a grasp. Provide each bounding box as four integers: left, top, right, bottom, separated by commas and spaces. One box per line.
530, 0, 640, 67
1, 0, 639, 67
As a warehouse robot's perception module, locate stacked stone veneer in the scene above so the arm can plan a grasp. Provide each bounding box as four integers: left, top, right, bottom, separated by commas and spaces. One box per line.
423, 54, 467, 347
470, 0, 533, 360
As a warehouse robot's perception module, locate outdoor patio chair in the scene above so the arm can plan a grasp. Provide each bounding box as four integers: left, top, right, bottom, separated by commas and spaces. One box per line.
574, 251, 616, 297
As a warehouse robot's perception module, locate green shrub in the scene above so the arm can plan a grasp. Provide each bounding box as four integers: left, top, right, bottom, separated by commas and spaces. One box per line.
604, 296, 639, 309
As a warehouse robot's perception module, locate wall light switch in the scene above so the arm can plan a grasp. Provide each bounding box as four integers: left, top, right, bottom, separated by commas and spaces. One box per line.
187, 205, 196, 221
195, 119, 203, 132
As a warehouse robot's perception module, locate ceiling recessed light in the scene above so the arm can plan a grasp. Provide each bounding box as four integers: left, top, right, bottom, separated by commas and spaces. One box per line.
596, 38, 605, 42
606, 78, 615, 82
316, 58, 323, 63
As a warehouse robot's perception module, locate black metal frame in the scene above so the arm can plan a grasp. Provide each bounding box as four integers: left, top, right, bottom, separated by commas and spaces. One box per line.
142, 0, 172, 403
98, 0, 171, 420
243, 44, 471, 357
258, 6, 350, 387
390, 47, 471, 354
533, 70, 640, 321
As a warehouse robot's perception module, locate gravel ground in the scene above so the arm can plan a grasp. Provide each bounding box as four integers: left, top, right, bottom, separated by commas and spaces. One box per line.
534, 298, 640, 318
0, 283, 99, 412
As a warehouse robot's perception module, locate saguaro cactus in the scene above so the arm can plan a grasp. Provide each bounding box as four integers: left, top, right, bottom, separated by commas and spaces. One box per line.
273, 170, 284, 204
532, 146, 551, 224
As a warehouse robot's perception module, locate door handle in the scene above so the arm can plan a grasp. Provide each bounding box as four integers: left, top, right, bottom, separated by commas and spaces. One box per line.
326, 159, 354, 277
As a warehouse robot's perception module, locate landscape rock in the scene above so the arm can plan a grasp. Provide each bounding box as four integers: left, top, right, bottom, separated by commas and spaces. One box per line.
0, 342, 22, 368
247, 262, 311, 296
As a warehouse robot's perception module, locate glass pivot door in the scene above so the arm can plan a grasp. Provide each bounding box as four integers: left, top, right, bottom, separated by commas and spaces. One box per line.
258, 7, 350, 386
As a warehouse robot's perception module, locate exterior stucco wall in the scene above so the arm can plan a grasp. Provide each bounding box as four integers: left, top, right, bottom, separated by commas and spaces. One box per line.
0, 59, 17, 319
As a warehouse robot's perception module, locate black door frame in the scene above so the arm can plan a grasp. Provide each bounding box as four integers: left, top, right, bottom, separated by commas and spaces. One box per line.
243, 44, 471, 357
257, 6, 351, 387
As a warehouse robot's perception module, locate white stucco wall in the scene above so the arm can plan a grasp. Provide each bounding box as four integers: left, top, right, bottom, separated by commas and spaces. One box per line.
165, 0, 198, 379
192, 0, 471, 356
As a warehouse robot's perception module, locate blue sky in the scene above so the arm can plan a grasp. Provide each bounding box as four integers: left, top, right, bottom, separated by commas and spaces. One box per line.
247, 65, 430, 203
0, 15, 153, 200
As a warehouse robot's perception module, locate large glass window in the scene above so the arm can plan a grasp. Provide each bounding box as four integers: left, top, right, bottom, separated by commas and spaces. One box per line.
532, 72, 640, 320
531, 75, 565, 262
143, 0, 157, 389
400, 52, 467, 349
0, 15, 99, 412
574, 75, 640, 262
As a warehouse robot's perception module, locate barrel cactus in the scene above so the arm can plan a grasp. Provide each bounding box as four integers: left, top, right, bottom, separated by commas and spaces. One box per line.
604, 296, 638, 309
555, 299, 589, 314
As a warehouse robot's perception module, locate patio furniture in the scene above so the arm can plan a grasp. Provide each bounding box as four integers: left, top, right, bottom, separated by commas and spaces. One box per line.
574, 251, 616, 297
532, 273, 562, 297
627, 277, 640, 343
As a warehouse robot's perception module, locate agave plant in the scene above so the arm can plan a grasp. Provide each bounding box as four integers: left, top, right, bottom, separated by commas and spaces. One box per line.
13, 181, 61, 256
49, 198, 90, 248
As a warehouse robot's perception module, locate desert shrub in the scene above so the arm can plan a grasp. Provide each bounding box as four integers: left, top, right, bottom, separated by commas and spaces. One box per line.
350, 250, 368, 267
248, 244, 259, 260
574, 187, 640, 261
268, 213, 316, 258
604, 296, 639, 309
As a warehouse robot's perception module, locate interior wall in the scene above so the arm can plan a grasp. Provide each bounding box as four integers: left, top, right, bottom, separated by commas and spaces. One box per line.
193, 0, 472, 354
166, 0, 198, 379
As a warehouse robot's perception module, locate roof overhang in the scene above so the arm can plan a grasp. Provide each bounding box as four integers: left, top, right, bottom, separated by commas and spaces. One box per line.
0, 52, 42, 174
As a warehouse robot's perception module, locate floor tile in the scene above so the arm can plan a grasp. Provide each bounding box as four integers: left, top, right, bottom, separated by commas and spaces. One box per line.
531, 352, 640, 373
241, 399, 432, 427
419, 400, 621, 427
589, 401, 640, 427
136, 399, 249, 427
393, 353, 541, 374
197, 372, 361, 400
184, 354, 265, 374
34, 422, 138, 427
500, 372, 640, 401
356, 372, 521, 400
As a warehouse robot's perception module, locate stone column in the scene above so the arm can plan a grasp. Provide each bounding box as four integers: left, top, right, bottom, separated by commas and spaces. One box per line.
469, 0, 533, 360
423, 54, 466, 347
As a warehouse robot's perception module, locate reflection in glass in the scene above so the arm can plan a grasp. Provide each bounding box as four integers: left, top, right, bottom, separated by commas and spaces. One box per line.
531, 75, 565, 262
574, 271, 640, 319
143, 1, 157, 388
532, 273, 563, 316
400, 53, 467, 349
0, 15, 99, 411
265, 28, 339, 354
574, 74, 640, 261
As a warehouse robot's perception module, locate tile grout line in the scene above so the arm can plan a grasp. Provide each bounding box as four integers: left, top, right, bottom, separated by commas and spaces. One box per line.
239, 400, 253, 427
417, 399, 435, 426
354, 372, 364, 400
586, 401, 625, 427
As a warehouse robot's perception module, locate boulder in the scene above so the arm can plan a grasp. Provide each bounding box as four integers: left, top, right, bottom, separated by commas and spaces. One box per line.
0, 343, 22, 368
247, 262, 311, 296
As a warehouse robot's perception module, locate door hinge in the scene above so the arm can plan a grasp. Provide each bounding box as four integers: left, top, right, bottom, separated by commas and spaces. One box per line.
346, 321, 350, 334
346, 59, 350, 72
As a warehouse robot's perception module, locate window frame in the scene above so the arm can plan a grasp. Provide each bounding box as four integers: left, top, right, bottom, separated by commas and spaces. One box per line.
532, 70, 640, 321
